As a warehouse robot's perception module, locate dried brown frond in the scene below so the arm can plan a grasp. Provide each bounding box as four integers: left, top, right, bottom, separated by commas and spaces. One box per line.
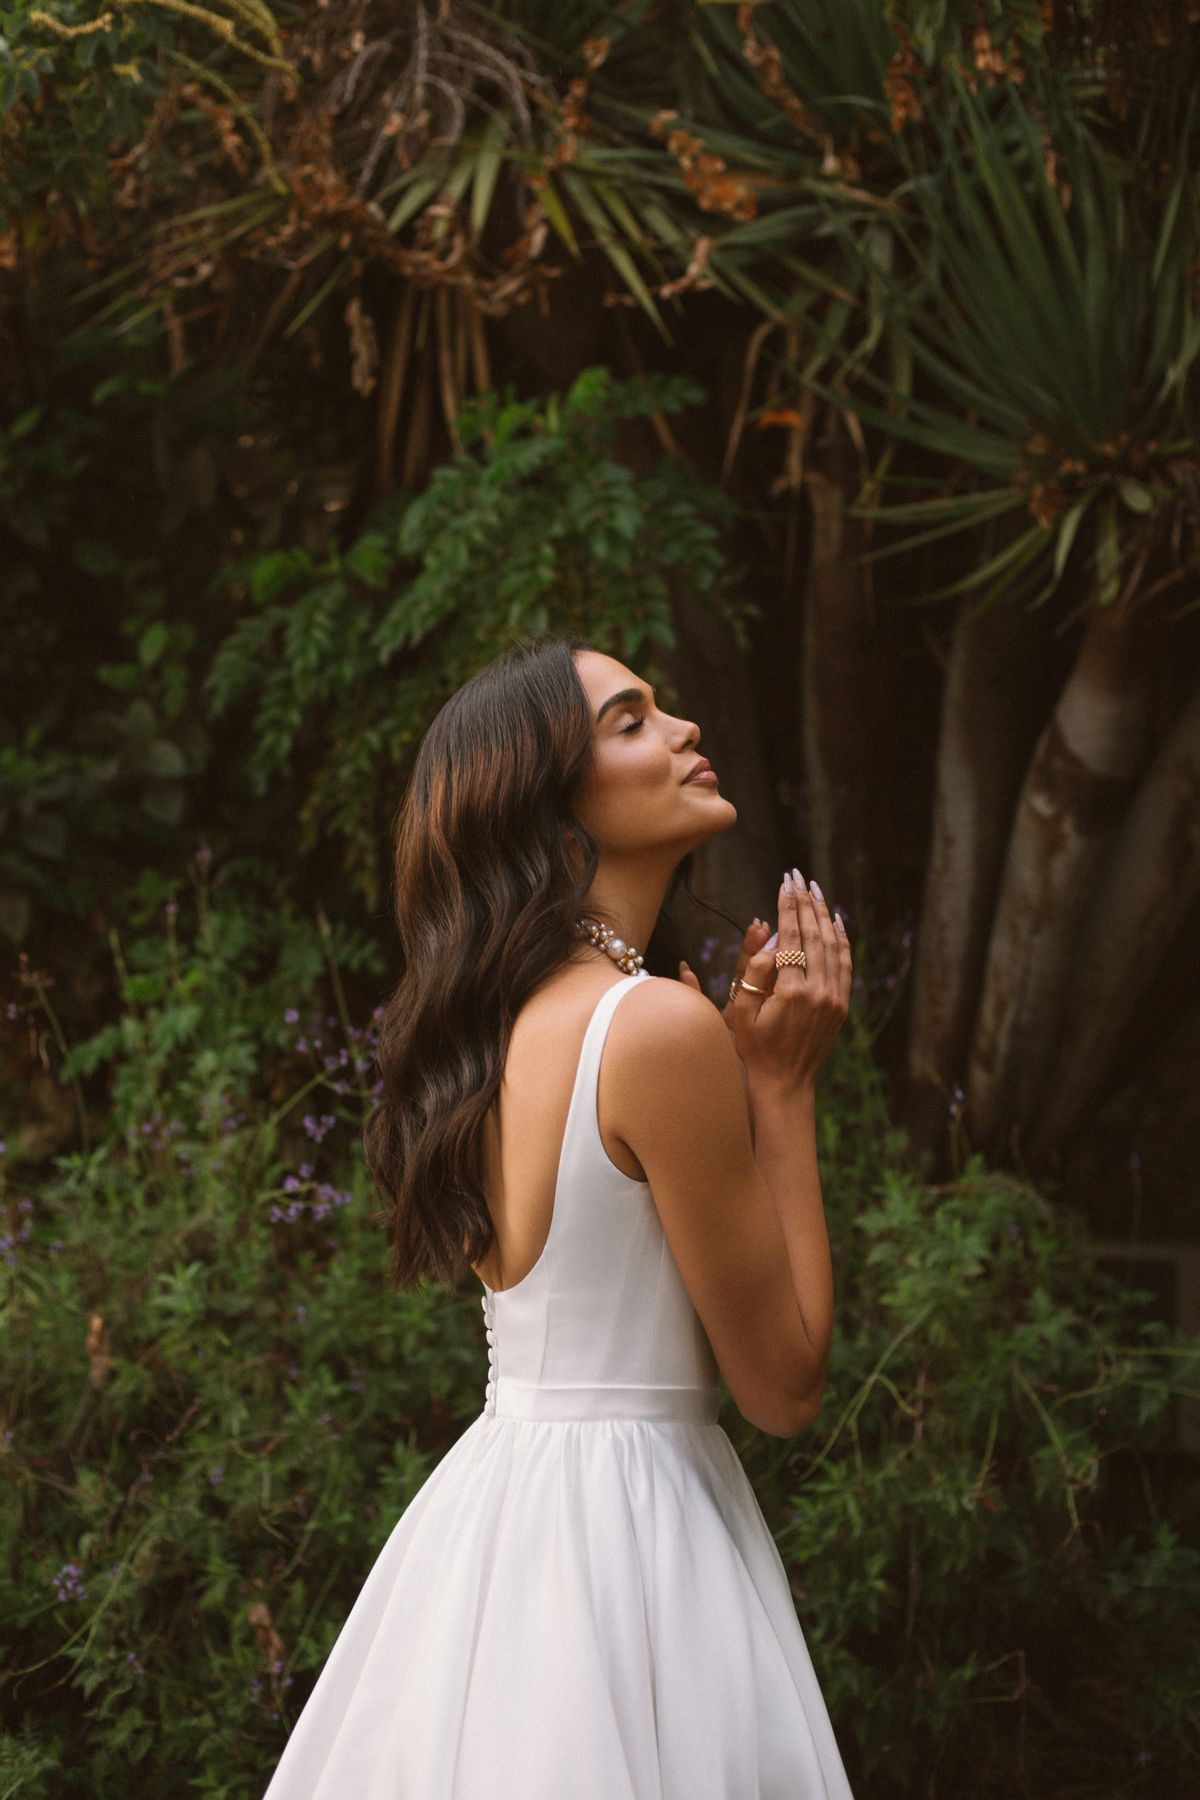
885, 26, 923, 134
736, 1, 828, 146
651, 121, 757, 222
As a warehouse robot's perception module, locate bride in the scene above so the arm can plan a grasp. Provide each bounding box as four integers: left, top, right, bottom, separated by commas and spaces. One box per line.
263, 630, 855, 1799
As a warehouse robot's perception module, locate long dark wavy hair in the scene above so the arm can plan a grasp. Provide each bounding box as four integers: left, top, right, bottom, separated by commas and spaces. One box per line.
363, 630, 735, 1291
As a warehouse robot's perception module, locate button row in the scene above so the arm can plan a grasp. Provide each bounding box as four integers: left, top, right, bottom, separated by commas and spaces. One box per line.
482, 1292, 496, 1416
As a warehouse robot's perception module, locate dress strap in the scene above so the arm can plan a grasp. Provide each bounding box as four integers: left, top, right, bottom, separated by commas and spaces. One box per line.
558, 970, 650, 1180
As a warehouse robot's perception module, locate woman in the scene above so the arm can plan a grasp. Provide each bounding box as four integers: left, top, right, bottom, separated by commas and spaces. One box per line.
263, 632, 855, 1799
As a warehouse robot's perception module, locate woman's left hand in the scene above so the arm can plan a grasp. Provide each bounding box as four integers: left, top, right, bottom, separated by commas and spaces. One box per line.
679, 917, 774, 1038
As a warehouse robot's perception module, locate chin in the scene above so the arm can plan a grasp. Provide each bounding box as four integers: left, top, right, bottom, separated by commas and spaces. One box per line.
692, 794, 738, 837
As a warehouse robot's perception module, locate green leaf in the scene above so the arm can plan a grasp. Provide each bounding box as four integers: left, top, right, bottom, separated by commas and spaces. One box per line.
139, 621, 169, 668
8, 405, 44, 442
538, 179, 579, 258
1095, 499, 1120, 606
1054, 497, 1092, 580
343, 532, 394, 589
1117, 479, 1153, 516
250, 549, 312, 605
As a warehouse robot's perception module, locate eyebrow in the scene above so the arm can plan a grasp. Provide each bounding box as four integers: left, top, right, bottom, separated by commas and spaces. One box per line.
596, 683, 656, 724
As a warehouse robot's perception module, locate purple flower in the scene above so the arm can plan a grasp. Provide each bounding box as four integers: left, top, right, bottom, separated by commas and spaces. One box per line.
315, 1182, 352, 1209
125, 1650, 145, 1677
52, 1561, 87, 1602
284, 1008, 300, 1025
1007, 1224, 1021, 1241
164, 898, 179, 921
302, 1113, 336, 1143
208, 1466, 225, 1487
295, 1304, 307, 1324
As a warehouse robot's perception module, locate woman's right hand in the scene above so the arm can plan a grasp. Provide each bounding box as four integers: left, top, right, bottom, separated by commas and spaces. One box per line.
728, 870, 852, 1092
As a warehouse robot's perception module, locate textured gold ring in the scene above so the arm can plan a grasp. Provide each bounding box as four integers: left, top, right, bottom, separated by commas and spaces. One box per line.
775, 949, 807, 970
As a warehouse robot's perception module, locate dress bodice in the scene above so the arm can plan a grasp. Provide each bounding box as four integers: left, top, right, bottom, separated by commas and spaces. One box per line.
480, 971, 720, 1423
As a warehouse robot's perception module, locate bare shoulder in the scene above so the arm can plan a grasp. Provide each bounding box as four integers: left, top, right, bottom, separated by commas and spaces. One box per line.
610, 974, 730, 1057
604, 975, 745, 1130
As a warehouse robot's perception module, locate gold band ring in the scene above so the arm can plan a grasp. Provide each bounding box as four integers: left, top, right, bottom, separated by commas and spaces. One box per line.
775, 949, 807, 970
739, 978, 770, 995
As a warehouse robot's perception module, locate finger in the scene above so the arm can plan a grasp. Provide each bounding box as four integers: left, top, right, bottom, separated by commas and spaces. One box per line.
806, 877, 839, 989
766, 870, 805, 995
678, 960, 703, 993
733, 918, 770, 987
832, 910, 853, 1006
792, 868, 824, 991
732, 887, 785, 1006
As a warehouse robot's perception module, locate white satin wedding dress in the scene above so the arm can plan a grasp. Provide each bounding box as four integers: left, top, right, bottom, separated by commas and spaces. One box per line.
262, 970, 854, 1799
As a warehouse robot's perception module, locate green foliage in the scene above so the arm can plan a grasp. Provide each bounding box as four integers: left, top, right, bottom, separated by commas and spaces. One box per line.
204, 368, 751, 909
822, 79, 1200, 614
3, 885, 1198, 1797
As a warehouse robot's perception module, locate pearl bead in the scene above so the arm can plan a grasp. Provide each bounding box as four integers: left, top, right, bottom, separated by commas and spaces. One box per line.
575, 918, 642, 974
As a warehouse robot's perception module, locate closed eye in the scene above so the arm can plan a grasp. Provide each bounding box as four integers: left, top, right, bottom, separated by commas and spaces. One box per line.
620, 718, 644, 734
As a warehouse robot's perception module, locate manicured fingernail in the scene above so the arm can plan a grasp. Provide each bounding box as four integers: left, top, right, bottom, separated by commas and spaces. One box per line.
810, 879, 824, 902
764, 930, 778, 950
783, 871, 794, 893
834, 914, 845, 934
793, 867, 806, 892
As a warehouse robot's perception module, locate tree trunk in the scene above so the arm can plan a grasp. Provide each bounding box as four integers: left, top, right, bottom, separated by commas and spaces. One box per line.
967, 601, 1156, 1160
1030, 675, 1200, 1157
904, 594, 1047, 1157
801, 405, 873, 918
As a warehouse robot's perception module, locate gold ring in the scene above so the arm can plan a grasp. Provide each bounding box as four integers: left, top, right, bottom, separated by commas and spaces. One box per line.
739, 979, 770, 995
775, 949, 807, 970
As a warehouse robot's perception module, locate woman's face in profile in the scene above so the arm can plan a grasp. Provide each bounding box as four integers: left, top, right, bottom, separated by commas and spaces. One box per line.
571, 649, 737, 861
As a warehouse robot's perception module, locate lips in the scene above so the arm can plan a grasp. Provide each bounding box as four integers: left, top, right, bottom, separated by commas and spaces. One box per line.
683, 758, 716, 785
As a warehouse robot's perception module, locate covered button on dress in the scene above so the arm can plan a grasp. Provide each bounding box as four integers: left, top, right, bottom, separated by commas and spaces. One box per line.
262, 970, 855, 1800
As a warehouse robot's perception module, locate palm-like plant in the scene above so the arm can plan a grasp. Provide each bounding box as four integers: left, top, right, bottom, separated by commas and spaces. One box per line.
802, 67, 1200, 1159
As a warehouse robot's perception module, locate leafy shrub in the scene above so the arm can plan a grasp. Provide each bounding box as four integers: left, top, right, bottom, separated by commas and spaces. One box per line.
2, 881, 1197, 1797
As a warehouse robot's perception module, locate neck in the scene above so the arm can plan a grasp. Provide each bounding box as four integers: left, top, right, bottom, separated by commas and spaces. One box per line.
578, 853, 678, 958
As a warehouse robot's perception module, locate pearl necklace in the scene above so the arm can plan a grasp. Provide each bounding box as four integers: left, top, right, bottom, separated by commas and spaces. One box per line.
573, 917, 644, 975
